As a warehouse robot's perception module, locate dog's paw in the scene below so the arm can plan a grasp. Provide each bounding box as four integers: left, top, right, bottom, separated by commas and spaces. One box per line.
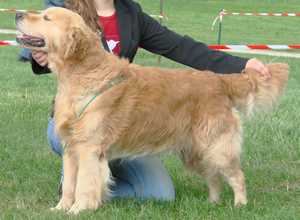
234, 197, 247, 208
208, 196, 220, 205
50, 198, 74, 211
68, 198, 100, 215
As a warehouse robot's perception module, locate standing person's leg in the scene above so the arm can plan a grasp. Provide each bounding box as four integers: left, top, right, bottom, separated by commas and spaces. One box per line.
18, 48, 31, 62
45, 0, 65, 8
47, 118, 175, 201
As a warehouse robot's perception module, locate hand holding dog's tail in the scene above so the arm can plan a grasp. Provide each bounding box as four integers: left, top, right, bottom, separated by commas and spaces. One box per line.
222, 63, 289, 117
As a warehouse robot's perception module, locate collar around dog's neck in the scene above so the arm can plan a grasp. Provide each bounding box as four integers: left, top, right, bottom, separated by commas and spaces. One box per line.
76, 74, 127, 118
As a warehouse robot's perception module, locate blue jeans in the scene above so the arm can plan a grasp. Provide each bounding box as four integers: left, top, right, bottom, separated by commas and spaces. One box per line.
19, 48, 31, 60
47, 118, 175, 201
44, 0, 65, 7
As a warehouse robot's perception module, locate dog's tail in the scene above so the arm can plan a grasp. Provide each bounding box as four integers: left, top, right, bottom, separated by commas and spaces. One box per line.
221, 63, 289, 117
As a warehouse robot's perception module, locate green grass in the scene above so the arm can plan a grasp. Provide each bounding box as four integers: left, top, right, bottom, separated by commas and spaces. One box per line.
0, 0, 299, 219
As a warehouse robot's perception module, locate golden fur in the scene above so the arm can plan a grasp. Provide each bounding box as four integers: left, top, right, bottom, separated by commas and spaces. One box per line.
16, 7, 289, 214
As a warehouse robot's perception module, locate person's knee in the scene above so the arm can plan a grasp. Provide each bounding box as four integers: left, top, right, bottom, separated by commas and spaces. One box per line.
128, 157, 176, 201
143, 181, 175, 201
47, 118, 63, 156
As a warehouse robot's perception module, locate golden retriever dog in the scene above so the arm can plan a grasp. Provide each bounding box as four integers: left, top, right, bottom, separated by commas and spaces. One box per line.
16, 7, 289, 214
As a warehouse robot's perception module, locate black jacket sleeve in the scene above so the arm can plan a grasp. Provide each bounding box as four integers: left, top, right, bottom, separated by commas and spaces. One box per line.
138, 11, 248, 74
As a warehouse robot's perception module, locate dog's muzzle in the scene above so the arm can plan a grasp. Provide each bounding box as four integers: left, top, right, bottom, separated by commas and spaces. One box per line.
16, 34, 46, 47
15, 12, 46, 48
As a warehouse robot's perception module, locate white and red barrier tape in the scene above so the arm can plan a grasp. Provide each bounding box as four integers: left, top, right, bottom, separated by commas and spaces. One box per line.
0, 40, 19, 46
223, 12, 300, 17
212, 9, 300, 30
208, 45, 300, 50
0, 29, 17, 34
1, 40, 299, 50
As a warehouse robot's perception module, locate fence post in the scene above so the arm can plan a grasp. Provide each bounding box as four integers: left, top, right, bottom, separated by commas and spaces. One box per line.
217, 18, 222, 45
217, 10, 224, 45
157, 0, 164, 64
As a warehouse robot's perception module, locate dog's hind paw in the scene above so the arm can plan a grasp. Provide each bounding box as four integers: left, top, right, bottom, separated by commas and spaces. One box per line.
67, 198, 100, 215
234, 197, 247, 208
50, 198, 74, 211
208, 196, 220, 205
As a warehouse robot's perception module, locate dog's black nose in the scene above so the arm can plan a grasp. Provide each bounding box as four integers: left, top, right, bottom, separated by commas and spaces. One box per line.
15, 12, 26, 22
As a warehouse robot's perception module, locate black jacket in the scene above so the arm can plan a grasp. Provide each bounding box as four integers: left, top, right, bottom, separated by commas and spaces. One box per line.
31, 0, 248, 74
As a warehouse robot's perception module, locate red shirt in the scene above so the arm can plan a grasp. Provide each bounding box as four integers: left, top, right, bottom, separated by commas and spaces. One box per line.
98, 12, 121, 55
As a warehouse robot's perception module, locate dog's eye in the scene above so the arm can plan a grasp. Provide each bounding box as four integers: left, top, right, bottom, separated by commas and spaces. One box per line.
43, 15, 51, 21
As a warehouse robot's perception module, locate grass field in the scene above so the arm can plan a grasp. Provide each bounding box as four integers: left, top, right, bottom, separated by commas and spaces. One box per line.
0, 0, 299, 219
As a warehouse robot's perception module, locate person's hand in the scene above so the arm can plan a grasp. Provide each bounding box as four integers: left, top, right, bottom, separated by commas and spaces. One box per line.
32, 50, 48, 67
245, 58, 271, 79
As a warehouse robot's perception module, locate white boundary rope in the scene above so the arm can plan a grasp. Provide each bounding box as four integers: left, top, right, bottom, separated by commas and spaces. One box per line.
223, 11, 300, 17
0, 40, 19, 46
212, 9, 300, 30
212, 9, 226, 30
209, 45, 300, 50
0, 29, 18, 34
228, 49, 300, 59
0, 8, 40, 13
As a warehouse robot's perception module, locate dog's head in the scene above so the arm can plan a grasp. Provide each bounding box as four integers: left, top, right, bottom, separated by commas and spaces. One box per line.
16, 7, 98, 60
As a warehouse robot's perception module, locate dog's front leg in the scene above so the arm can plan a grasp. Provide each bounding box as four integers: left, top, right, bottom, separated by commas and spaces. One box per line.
52, 149, 78, 211
68, 144, 111, 215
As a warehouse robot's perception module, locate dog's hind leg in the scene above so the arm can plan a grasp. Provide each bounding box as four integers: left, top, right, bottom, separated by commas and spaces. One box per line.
207, 120, 247, 207
181, 145, 222, 204
219, 161, 247, 207
68, 144, 111, 215
52, 149, 78, 211
187, 111, 247, 207
181, 136, 222, 204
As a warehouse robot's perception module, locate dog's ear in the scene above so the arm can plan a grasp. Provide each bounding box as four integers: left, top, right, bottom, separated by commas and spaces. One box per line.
64, 27, 90, 60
